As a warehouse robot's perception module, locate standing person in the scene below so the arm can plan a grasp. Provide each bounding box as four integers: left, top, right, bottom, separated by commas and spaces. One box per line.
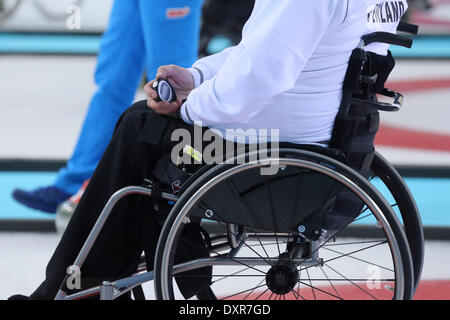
12, 0, 203, 214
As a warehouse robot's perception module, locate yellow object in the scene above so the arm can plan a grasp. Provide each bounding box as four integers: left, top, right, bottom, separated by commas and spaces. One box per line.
183, 145, 202, 162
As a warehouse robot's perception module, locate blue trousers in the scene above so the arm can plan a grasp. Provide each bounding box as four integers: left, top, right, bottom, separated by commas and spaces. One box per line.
54, 0, 203, 194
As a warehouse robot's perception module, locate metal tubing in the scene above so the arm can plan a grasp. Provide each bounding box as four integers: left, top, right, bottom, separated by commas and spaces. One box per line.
72, 186, 177, 269
100, 281, 114, 300
63, 286, 101, 300
114, 271, 155, 290
55, 186, 177, 300
172, 257, 322, 275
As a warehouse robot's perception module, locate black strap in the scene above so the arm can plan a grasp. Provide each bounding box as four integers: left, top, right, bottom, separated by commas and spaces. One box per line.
397, 21, 419, 35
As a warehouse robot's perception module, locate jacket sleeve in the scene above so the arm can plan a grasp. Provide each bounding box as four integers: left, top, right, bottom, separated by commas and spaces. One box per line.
180, 0, 340, 125
189, 46, 236, 88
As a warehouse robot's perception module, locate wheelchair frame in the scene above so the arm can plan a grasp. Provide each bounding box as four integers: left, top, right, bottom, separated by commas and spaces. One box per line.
54, 23, 423, 301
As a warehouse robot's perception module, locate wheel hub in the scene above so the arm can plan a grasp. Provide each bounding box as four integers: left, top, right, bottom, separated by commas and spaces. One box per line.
265, 263, 299, 295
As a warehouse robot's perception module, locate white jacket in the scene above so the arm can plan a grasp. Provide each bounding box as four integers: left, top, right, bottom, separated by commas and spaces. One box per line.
181, 0, 408, 143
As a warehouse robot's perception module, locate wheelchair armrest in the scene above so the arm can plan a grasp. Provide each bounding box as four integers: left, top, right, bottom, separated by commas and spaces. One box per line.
350, 88, 403, 112
362, 32, 413, 48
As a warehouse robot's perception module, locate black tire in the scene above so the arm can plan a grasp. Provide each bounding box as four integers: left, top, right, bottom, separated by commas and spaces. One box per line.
195, 286, 217, 300
371, 151, 424, 293
154, 149, 414, 300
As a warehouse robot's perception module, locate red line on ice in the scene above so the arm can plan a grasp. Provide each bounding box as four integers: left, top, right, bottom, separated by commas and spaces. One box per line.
375, 125, 450, 152
411, 12, 450, 27
386, 79, 450, 93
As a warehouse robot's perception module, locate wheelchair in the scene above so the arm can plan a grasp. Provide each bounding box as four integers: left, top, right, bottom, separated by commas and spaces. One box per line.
55, 23, 424, 300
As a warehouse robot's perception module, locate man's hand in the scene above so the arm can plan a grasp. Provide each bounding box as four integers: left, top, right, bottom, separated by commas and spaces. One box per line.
145, 64, 194, 115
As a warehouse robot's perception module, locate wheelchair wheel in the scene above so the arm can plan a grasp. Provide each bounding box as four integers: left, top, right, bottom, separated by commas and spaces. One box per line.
154, 149, 414, 300
370, 151, 424, 292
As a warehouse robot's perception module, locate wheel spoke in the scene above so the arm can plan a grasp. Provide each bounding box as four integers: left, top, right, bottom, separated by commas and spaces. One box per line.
254, 287, 270, 300
215, 219, 274, 267
321, 240, 388, 266
297, 280, 343, 300
305, 268, 316, 300
210, 266, 251, 285
243, 277, 267, 300
220, 283, 267, 300
353, 203, 397, 224
324, 264, 379, 300
264, 178, 281, 255
291, 288, 300, 300
352, 212, 373, 223
299, 240, 389, 274
247, 241, 288, 248
198, 208, 274, 267
324, 239, 386, 247
295, 283, 307, 300
319, 267, 341, 299
177, 236, 267, 275
322, 246, 394, 272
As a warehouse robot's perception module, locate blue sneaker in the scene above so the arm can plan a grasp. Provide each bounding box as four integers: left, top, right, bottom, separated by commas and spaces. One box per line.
12, 186, 71, 214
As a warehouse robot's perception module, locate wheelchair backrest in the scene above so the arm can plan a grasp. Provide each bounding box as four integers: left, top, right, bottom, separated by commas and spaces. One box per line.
329, 23, 418, 178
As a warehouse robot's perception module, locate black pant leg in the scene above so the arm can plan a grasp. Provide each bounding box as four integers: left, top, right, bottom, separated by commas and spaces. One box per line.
30, 101, 183, 299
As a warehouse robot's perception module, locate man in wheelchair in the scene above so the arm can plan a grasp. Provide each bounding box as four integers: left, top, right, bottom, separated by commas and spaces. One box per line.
10, 0, 417, 300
